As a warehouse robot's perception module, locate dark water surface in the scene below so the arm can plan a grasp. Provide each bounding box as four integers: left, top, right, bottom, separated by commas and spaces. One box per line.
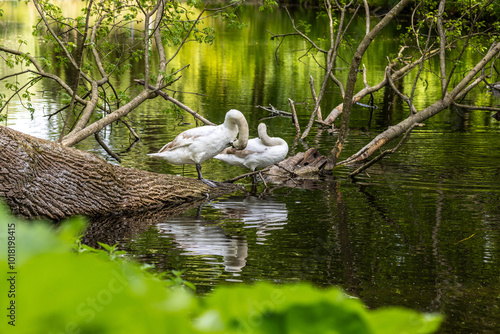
2, 2, 500, 333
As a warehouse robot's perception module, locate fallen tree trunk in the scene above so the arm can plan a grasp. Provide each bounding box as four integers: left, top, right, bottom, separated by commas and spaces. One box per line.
266, 42, 500, 177
0, 126, 239, 220
339, 41, 500, 165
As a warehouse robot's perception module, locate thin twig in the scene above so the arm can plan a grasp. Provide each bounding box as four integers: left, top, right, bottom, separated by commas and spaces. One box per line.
257, 104, 292, 117
349, 123, 419, 177
120, 119, 140, 140
288, 99, 301, 135
94, 132, 121, 163
385, 65, 418, 115
309, 76, 322, 122
0, 76, 42, 114
223, 169, 265, 183
134, 79, 215, 125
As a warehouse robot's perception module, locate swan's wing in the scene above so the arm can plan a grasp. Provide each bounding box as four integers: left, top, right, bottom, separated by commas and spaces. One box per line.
214, 139, 269, 170
213, 147, 247, 168
216, 139, 265, 157
157, 126, 217, 153
158, 135, 194, 153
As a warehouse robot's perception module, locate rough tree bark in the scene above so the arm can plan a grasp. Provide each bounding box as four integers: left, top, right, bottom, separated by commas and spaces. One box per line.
0, 126, 239, 221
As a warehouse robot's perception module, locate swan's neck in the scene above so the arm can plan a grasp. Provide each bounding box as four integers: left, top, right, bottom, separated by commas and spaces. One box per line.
262, 136, 285, 146
258, 123, 284, 146
225, 109, 249, 150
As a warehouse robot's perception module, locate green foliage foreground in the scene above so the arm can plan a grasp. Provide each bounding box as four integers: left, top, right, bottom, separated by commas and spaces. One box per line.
0, 204, 442, 334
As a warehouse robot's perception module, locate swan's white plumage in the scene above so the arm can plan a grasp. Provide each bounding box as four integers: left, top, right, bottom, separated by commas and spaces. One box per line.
148, 109, 249, 184
214, 123, 288, 171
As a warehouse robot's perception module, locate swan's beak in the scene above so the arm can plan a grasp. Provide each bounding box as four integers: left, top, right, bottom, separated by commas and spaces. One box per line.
230, 140, 244, 150
231, 134, 248, 150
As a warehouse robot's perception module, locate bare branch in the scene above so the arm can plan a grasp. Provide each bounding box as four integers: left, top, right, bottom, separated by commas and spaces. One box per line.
331, 0, 413, 164
120, 119, 141, 141
223, 168, 267, 184
134, 79, 215, 126
95, 131, 121, 163
0, 47, 87, 105
284, 7, 327, 54
32, 0, 91, 83
300, 2, 360, 140
165, 6, 207, 67
257, 104, 292, 118
385, 65, 418, 115
329, 73, 345, 98
66, 81, 99, 136
453, 102, 500, 112
90, 14, 110, 79
288, 99, 301, 135
59, 0, 95, 142
436, 0, 447, 96
0, 76, 41, 114
340, 41, 500, 166
363, 0, 370, 35
309, 76, 323, 122
348, 123, 420, 177
444, 0, 495, 91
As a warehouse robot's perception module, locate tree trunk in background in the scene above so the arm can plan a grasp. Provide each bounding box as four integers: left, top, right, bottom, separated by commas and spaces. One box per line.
339, 41, 500, 165
0, 126, 238, 220
330, 0, 413, 164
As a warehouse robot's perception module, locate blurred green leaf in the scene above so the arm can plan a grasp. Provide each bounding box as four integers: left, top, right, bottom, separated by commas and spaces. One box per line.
0, 203, 442, 333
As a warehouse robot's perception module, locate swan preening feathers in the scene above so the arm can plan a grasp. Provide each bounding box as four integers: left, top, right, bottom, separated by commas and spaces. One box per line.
148, 110, 288, 186
214, 122, 289, 175
148, 109, 249, 187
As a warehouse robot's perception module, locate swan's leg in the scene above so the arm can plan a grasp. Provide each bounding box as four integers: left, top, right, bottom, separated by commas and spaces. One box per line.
251, 173, 258, 186
250, 173, 258, 193
196, 163, 203, 179
196, 163, 217, 187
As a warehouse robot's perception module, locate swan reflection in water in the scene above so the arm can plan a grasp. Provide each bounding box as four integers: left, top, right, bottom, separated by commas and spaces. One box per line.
210, 196, 288, 244
157, 196, 288, 274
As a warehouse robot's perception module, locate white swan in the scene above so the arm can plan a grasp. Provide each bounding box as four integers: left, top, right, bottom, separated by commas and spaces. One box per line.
214, 123, 288, 182
148, 109, 249, 187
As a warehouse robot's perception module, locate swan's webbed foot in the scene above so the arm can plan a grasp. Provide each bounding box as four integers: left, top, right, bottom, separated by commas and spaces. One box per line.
201, 178, 218, 188
196, 163, 217, 187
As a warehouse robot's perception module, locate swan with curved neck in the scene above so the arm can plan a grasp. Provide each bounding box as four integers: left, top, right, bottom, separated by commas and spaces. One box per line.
214, 123, 288, 180
148, 109, 249, 187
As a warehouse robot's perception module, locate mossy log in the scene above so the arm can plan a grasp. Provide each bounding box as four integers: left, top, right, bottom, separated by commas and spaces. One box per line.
0, 126, 240, 220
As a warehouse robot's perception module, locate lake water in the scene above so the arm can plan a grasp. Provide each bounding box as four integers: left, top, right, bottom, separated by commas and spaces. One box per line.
2, 2, 500, 333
